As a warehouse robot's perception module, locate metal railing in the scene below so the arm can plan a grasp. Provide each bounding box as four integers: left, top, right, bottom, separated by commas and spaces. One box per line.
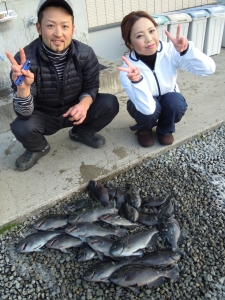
85, 0, 216, 28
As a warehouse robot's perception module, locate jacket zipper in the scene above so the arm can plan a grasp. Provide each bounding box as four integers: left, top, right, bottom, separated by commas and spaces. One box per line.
152, 70, 161, 100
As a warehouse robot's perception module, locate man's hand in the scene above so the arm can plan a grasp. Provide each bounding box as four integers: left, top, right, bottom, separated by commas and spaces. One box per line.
118, 56, 142, 82
165, 24, 188, 53
6, 48, 34, 98
63, 96, 93, 125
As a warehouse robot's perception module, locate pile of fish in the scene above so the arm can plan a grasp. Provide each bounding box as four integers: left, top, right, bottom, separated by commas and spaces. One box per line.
16, 180, 185, 293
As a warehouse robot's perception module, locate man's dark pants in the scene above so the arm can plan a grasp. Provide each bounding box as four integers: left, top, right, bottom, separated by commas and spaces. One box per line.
11, 93, 119, 152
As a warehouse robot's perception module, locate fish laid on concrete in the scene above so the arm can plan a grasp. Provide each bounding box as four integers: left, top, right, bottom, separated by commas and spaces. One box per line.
141, 196, 168, 208
134, 249, 181, 267
45, 234, 84, 253
109, 264, 180, 294
110, 228, 159, 257
65, 222, 127, 241
86, 180, 110, 206
16, 231, 61, 253
119, 201, 139, 222
83, 260, 128, 283
77, 245, 97, 262
68, 200, 118, 224
156, 195, 174, 217
158, 215, 184, 256
86, 236, 116, 260
137, 211, 158, 226
99, 214, 140, 228
125, 183, 142, 209
33, 214, 68, 231
63, 198, 94, 213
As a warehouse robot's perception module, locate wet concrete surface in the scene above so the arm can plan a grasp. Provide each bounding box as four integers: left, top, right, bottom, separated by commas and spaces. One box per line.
0, 48, 225, 228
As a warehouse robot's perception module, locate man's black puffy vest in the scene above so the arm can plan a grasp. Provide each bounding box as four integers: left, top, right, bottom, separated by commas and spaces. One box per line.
13, 38, 100, 116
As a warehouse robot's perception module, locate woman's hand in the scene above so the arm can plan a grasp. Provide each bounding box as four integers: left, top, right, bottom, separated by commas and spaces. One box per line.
118, 56, 142, 82
165, 24, 188, 53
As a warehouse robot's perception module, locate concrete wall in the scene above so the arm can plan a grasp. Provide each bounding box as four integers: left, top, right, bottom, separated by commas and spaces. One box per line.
0, 0, 89, 91
89, 26, 127, 64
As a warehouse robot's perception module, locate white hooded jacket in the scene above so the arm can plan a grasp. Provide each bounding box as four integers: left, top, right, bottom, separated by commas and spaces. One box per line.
119, 41, 216, 115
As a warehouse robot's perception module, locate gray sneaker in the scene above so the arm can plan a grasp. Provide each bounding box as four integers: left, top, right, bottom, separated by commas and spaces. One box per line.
15, 143, 50, 171
69, 129, 105, 148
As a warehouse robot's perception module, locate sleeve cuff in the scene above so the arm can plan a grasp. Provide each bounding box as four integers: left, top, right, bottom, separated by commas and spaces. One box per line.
79, 93, 92, 101
131, 75, 143, 84
180, 43, 189, 56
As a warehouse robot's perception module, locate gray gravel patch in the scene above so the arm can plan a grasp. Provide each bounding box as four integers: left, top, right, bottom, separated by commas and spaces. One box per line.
1, 124, 225, 299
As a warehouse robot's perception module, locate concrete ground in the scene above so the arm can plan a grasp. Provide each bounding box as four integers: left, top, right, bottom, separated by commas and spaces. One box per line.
0, 48, 225, 228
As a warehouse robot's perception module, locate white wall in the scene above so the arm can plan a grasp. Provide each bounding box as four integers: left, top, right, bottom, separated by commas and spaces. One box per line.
0, 0, 89, 90
89, 26, 127, 64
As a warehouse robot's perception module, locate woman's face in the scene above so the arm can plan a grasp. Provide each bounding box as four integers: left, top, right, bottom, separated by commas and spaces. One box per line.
129, 17, 159, 55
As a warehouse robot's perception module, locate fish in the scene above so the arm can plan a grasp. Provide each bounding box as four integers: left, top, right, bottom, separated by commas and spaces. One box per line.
99, 214, 140, 228
33, 214, 68, 231
45, 234, 84, 253
63, 198, 94, 213
141, 196, 168, 208
134, 249, 181, 267
16, 231, 61, 253
137, 211, 158, 226
86, 180, 110, 206
83, 260, 128, 283
158, 215, 184, 256
86, 236, 116, 260
119, 201, 139, 222
77, 245, 97, 262
125, 183, 142, 209
105, 181, 117, 199
109, 264, 180, 294
110, 228, 159, 257
65, 222, 127, 241
156, 196, 174, 217
115, 187, 126, 209
68, 200, 118, 224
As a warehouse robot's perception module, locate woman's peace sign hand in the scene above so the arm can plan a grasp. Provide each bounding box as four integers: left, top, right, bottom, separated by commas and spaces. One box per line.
165, 24, 188, 53
117, 56, 142, 82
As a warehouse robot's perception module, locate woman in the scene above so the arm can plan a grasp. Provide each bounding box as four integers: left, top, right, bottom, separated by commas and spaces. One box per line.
118, 11, 216, 147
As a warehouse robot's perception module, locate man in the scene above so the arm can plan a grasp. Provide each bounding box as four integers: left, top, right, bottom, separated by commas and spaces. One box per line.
6, 0, 119, 171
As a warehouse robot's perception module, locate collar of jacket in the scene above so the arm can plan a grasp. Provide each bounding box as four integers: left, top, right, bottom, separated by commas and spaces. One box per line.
129, 40, 163, 62
37, 36, 74, 62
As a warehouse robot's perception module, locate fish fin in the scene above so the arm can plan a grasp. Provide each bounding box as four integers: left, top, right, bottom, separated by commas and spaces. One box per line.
167, 265, 180, 282
60, 249, 68, 254
96, 252, 104, 261
148, 277, 164, 288
128, 286, 140, 295
115, 228, 128, 237
152, 207, 158, 214
79, 237, 87, 243
172, 247, 185, 257
178, 232, 185, 244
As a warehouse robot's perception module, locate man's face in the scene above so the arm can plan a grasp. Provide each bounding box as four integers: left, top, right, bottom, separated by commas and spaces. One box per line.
36, 6, 75, 53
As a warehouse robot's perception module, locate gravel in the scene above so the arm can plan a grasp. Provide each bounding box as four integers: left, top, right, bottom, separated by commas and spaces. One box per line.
1, 124, 225, 300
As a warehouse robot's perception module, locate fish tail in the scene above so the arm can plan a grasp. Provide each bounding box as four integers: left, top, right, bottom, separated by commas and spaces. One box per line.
172, 247, 185, 257
115, 228, 128, 237
167, 265, 180, 282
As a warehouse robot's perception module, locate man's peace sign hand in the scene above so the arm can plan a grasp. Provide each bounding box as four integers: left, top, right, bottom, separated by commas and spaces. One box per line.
6, 48, 34, 89
165, 24, 188, 53
117, 56, 142, 82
